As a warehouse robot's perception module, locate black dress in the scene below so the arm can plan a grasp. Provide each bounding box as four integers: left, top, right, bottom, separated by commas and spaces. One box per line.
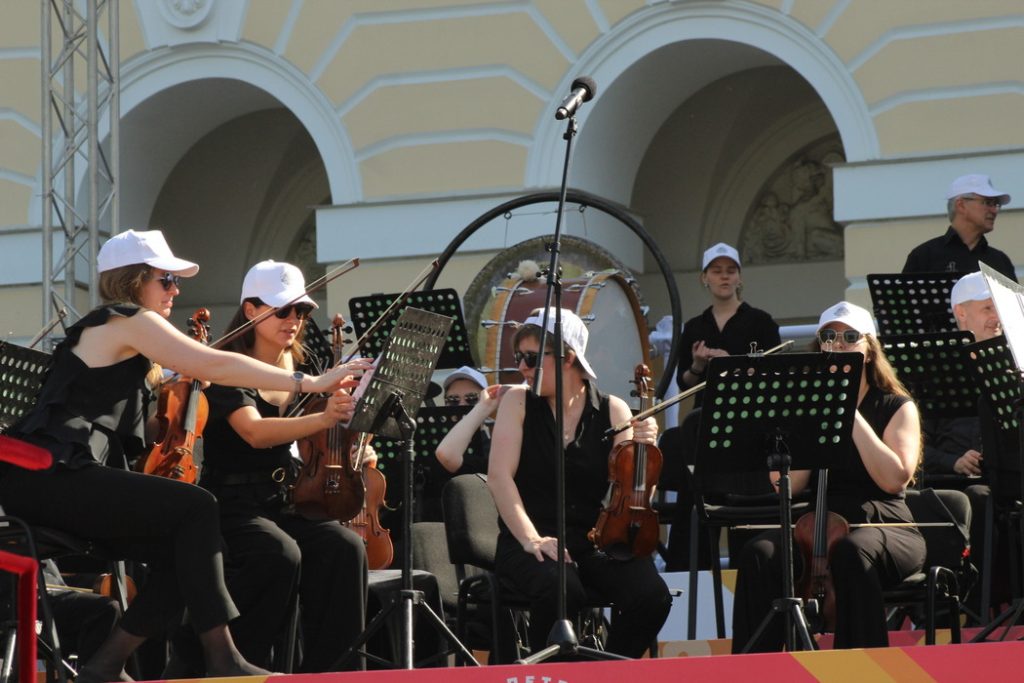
494, 382, 671, 657
0, 305, 237, 636
198, 384, 367, 672
731, 387, 927, 651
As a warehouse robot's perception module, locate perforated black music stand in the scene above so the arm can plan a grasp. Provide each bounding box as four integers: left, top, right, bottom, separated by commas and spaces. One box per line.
332, 307, 479, 669
348, 288, 474, 370
879, 331, 978, 420
694, 352, 863, 652
868, 272, 963, 336
0, 341, 50, 433
965, 336, 1024, 642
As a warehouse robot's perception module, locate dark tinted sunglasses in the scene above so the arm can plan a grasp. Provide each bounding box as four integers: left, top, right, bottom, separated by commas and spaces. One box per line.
818, 329, 863, 345
154, 272, 181, 291
444, 392, 480, 407
514, 350, 551, 369
273, 304, 314, 321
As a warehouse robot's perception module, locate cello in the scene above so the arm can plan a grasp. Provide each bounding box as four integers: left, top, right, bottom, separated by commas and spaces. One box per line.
588, 364, 663, 560
291, 315, 365, 523
794, 469, 848, 632
137, 308, 211, 483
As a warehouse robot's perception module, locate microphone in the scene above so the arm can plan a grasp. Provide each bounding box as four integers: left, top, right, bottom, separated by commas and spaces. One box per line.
555, 76, 597, 120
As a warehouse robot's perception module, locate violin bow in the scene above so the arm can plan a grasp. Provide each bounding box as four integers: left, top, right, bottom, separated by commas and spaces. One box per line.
28, 306, 69, 349
603, 339, 795, 438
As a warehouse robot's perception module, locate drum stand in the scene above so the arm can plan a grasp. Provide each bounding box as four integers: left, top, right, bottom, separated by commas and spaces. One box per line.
517, 107, 626, 665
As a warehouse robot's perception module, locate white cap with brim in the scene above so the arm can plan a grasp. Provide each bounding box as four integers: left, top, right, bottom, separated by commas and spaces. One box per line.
97, 229, 199, 276
816, 301, 877, 337
702, 242, 741, 271
950, 271, 992, 307
240, 260, 318, 309
946, 173, 1011, 205
522, 307, 597, 381
443, 366, 488, 391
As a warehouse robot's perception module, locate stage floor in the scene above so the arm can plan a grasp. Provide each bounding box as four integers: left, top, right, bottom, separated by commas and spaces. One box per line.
140, 633, 1024, 683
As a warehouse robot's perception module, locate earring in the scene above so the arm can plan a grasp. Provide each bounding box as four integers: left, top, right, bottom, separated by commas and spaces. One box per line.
703, 281, 710, 289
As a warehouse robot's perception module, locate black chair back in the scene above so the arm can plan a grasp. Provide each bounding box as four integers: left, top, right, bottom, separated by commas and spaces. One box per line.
441, 474, 499, 571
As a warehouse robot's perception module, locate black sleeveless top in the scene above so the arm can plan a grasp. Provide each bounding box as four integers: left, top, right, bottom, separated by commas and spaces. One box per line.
10, 304, 152, 470
498, 381, 612, 556
825, 386, 916, 525
199, 384, 295, 481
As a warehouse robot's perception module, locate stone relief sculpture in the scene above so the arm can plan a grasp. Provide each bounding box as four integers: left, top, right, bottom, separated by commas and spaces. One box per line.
741, 139, 845, 265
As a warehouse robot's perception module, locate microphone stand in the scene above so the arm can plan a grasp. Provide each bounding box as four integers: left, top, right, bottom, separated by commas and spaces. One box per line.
518, 110, 625, 665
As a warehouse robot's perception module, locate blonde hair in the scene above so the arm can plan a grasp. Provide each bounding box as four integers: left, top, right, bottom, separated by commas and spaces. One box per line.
98, 263, 150, 305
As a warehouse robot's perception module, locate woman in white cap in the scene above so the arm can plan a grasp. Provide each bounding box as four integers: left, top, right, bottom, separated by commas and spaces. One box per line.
435, 365, 498, 475
731, 301, 926, 652
487, 308, 672, 657
676, 242, 780, 391
666, 242, 781, 571
166, 260, 371, 674
0, 231, 361, 682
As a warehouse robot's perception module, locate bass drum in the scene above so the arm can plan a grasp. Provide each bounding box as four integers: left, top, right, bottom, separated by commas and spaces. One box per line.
481, 270, 649, 403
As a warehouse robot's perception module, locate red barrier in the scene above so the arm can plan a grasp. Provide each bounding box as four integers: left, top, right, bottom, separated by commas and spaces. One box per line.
0, 550, 37, 683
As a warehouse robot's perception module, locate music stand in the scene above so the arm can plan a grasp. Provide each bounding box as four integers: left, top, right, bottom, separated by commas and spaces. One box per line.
868, 272, 963, 336
880, 331, 978, 420
965, 335, 1024, 641
0, 341, 50, 434
693, 352, 863, 652
348, 288, 474, 369
331, 307, 479, 669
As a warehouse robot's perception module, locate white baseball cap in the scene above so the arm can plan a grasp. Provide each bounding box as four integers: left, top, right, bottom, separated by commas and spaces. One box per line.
946, 174, 1011, 205
950, 271, 992, 307
443, 366, 488, 391
816, 301, 877, 337
702, 242, 741, 271
97, 229, 199, 276
240, 260, 317, 308
522, 307, 597, 381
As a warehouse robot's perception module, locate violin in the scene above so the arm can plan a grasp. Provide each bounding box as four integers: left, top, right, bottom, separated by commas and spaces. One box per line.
292, 314, 366, 523
137, 308, 211, 483
587, 364, 663, 560
794, 469, 849, 632
341, 454, 393, 569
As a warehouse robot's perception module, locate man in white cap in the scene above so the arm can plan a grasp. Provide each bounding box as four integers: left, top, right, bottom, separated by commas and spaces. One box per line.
903, 174, 1016, 281
922, 272, 1000, 479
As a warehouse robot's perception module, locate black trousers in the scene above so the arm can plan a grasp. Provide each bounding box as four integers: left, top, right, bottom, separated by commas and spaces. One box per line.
0, 464, 237, 637
49, 587, 121, 663
495, 534, 672, 658
731, 525, 925, 652
216, 489, 368, 672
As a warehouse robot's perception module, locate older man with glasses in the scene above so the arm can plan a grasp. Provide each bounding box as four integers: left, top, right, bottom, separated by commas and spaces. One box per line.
902, 173, 1016, 281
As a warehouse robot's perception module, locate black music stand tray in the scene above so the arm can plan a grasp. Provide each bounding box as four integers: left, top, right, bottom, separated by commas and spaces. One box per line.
0, 341, 51, 433
693, 352, 863, 652
880, 331, 978, 420
348, 288, 474, 370
331, 307, 479, 670
868, 272, 963, 337
965, 336, 1024, 642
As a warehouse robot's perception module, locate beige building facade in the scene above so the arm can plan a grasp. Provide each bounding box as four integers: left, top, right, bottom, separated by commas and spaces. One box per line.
2, 1, 1022, 380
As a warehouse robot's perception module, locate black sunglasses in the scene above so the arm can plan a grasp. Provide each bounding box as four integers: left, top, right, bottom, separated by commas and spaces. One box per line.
514, 350, 551, 369
154, 272, 182, 291
818, 329, 863, 345
273, 304, 314, 321
444, 392, 480, 407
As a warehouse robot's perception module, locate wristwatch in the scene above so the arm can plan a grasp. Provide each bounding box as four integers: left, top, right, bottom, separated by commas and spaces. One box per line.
291, 371, 304, 395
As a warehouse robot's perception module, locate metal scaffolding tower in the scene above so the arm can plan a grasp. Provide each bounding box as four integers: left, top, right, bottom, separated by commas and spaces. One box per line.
40, 0, 119, 329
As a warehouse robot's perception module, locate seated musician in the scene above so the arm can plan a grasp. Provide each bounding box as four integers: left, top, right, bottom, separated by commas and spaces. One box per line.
435, 365, 501, 475
487, 308, 672, 657
169, 260, 372, 674
731, 301, 926, 651
922, 272, 1000, 480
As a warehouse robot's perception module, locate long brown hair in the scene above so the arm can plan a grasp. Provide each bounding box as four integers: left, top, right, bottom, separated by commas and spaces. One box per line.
222, 298, 306, 365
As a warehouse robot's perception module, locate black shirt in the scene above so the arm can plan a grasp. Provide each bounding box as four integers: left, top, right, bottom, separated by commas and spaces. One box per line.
498, 381, 611, 557
675, 302, 781, 393
902, 227, 1017, 282
922, 415, 981, 475
200, 384, 294, 478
